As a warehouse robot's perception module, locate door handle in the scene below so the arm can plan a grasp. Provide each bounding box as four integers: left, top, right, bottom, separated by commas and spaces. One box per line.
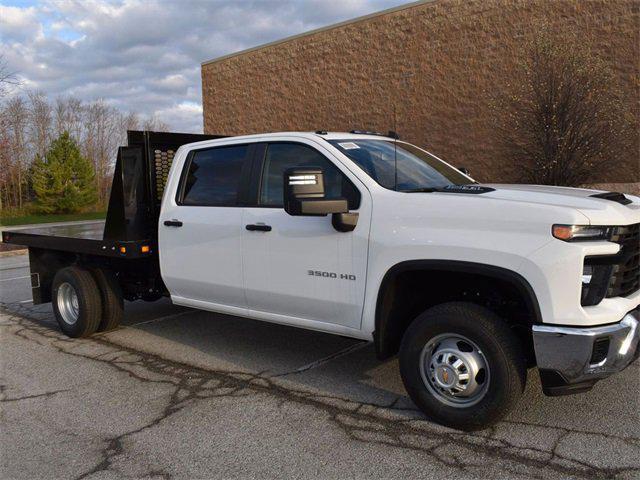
163, 220, 183, 227
246, 224, 272, 232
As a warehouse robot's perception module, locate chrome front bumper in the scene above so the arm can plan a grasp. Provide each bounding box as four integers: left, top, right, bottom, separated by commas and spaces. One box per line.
532, 309, 639, 396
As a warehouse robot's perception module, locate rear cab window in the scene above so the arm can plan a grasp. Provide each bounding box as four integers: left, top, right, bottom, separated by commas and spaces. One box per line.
177, 144, 250, 206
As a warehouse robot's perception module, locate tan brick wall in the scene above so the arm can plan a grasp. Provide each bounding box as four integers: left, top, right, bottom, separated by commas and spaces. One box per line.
201, 0, 639, 183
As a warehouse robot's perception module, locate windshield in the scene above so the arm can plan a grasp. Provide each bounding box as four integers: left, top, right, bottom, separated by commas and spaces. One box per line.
328, 139, 470, 191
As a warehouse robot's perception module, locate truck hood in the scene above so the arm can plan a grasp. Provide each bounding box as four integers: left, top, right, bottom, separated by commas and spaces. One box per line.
482, 184, 640, 225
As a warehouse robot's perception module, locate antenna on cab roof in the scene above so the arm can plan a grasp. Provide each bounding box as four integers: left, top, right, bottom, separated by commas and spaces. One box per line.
393, 105, 398, 191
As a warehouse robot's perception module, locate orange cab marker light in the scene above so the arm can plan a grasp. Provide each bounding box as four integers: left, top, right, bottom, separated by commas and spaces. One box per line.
119, 246, 127, 254
141, 245, 150, 253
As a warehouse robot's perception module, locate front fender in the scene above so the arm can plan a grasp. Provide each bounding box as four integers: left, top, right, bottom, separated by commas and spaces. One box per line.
368, 259, 542, 359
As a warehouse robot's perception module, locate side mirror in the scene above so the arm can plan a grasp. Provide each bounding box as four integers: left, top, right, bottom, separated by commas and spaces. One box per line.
284, 167, 348, 216
458, 166, 471, 176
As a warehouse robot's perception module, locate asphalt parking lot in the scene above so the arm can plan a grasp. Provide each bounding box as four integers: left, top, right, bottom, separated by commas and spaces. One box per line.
1, 252, 639, 479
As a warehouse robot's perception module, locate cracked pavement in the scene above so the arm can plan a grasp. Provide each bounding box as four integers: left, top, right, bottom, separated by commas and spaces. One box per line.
1, 253, 639, 479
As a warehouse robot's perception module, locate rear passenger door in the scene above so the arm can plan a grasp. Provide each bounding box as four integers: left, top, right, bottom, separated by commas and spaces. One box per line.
242, 141, 371, 331
159, 143, 253, 314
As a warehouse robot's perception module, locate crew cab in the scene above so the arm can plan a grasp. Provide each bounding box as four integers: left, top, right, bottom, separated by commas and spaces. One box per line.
4, 130, 639, 430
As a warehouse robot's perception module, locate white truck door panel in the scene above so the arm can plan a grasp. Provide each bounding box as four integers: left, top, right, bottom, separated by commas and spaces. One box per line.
160, 207, 245, 308
159, 143, 250, 310
242, 141, 371, 329
242, 209, 368, 328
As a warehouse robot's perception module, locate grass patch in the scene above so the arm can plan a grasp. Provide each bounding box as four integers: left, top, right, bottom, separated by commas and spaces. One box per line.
0, 211, 106, 227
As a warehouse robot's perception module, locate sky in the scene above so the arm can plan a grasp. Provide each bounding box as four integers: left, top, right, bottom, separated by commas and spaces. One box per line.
0, 0, 408, 132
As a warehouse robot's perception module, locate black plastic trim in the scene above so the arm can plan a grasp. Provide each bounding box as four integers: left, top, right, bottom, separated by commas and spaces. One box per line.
538, 369, 597, 396
245, 224, 272, 232
590, 191, 632, 205
438, 185, 495, 194
581, 259, 613, 306
374, 260, 543, 359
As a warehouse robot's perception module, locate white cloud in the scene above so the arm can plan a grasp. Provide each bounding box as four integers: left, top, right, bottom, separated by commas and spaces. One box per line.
155, 101, 203, 133
154, 74, 189, 92
0, 4, 44, 41
1, 0, 407, 132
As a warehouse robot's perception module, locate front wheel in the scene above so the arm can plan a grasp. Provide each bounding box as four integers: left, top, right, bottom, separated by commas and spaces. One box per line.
399, 302, 526, 431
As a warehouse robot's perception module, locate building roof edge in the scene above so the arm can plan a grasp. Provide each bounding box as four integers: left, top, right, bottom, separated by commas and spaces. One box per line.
201, 0, 434, 67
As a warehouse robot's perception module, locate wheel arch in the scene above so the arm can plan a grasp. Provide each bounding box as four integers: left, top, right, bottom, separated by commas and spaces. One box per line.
373, 260, 543, 360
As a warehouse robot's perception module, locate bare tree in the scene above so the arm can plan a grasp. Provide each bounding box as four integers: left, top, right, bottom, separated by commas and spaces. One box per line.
27, 91, 53, 159
1, 97, 30, 209
142, 115, 169, 132
0, 109, 12, 210
54, 96, 85, 142
84, 100, 123, 202
122, 111, 140, 131
493, 28, 632, 186
0, 55, 21, 98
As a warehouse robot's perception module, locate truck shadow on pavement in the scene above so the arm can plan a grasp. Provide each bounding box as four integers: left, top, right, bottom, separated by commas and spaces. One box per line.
1, 298, 639, 480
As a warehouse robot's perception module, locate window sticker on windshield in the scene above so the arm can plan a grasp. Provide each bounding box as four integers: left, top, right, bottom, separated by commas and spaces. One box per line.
338, 142, 360, 150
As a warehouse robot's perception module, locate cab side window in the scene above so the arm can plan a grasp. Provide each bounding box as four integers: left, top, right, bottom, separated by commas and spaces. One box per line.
180, 144, 248, 206
259, 143, 360, 209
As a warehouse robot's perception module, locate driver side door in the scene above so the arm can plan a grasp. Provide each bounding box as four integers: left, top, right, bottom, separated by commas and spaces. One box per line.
242, 141, 371, 331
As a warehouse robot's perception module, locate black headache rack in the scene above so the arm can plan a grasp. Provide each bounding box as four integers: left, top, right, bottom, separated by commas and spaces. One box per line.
2, 130, 225, 259
2, 131, 224, 304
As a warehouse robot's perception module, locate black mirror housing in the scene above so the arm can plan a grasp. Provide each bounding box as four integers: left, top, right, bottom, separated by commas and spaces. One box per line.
332, 212, 359, 232
284, 167, 348, 216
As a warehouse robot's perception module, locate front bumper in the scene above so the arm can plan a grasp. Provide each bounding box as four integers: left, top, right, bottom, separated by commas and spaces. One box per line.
532, 309, 640, 396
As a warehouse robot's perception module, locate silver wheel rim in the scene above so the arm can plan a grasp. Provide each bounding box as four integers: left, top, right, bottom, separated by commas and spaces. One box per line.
419, 333, 490, 408
57, 282, 80, 325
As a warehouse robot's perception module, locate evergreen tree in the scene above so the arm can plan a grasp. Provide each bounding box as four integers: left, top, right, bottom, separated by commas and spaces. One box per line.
31, 132, 97, 213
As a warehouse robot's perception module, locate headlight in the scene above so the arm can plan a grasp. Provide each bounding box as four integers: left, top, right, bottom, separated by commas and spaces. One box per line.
552, 225, 613, 242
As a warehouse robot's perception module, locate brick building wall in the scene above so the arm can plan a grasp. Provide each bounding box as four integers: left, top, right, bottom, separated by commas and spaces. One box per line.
201, 0, 639, 186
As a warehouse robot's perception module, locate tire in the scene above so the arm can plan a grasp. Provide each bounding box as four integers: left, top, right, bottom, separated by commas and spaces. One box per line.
399, 302, 526, 431
51, 266, 102, 338
90, 268, 124, 332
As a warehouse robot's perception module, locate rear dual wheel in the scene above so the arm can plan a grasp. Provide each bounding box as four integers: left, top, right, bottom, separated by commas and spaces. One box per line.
52, 266, 123, 338
90, 268, 124, 332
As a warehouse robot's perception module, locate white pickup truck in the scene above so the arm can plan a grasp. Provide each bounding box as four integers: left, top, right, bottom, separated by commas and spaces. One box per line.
4, 130, 639, 431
